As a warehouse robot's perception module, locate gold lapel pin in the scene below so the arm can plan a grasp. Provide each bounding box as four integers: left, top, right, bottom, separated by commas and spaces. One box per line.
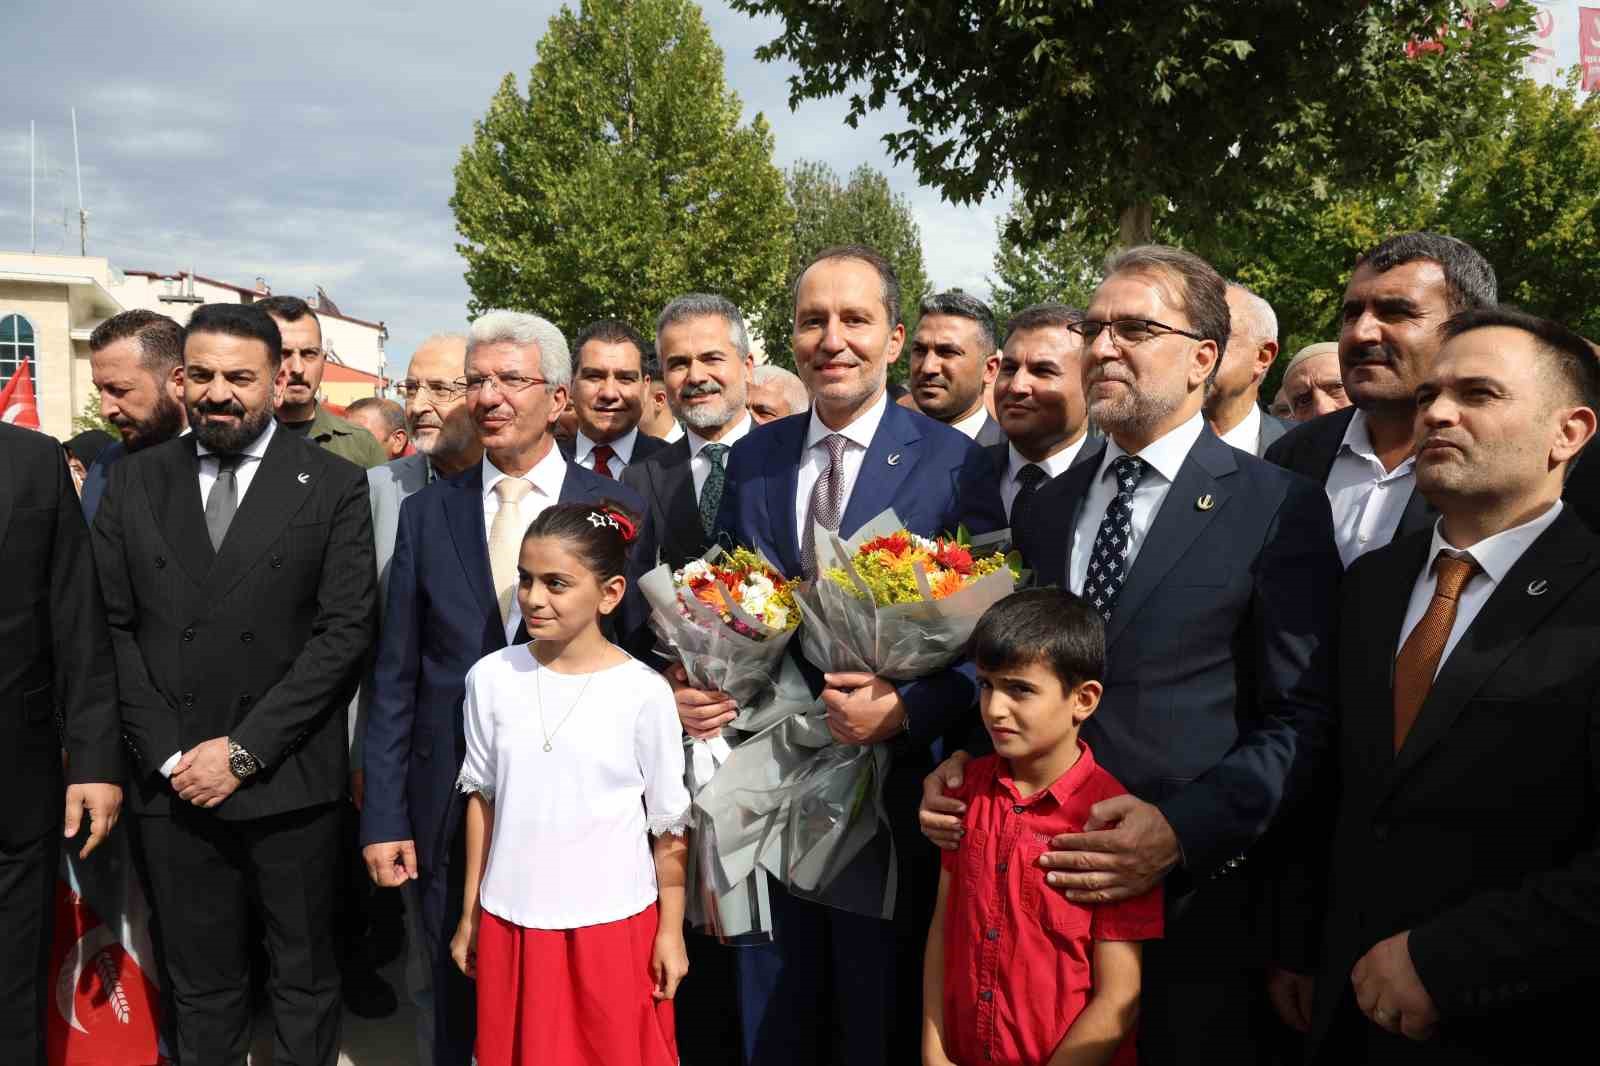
1196, 493, 1215, 511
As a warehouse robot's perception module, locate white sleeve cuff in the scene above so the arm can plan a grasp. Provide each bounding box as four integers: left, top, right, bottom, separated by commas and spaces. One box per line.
159, 751, 183, 777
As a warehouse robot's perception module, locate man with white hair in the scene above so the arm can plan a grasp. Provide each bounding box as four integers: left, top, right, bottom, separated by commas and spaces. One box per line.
1206, 283, 1292, 456
748, 362, 809, 424
360, 311, 645, 1066
1279, 342, 1350, 423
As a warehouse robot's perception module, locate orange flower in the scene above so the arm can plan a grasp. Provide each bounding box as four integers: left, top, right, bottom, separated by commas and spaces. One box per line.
930, 569, 965, 600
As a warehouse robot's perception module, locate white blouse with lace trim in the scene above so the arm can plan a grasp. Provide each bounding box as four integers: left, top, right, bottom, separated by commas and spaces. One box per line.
455, 647, 691, 930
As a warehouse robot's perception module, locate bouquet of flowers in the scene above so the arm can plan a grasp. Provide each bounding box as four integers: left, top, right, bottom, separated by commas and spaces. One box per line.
696, 510, 1021, 925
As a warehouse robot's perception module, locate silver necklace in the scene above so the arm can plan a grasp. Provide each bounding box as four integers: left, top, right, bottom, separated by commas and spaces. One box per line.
535, 658, 597, 752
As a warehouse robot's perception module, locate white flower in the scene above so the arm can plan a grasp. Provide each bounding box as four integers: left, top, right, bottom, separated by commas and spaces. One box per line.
762, 602, 789, 630
676, 560, 714, 585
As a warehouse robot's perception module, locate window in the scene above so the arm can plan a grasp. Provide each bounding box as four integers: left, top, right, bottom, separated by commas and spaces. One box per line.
0, 314, 35, 384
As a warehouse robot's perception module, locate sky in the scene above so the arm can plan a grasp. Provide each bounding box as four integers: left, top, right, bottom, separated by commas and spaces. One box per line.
1, 0, 1008, 375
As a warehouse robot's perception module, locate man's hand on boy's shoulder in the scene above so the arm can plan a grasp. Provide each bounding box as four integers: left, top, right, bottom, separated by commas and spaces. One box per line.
919, 751, 974, 851
1041, 795, 1180, 904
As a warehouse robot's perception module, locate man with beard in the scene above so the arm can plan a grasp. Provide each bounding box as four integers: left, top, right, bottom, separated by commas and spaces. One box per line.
82, 310, 188, 521
1265, 233, 1497, 566
91, 302, 375, 1065
1207, 284, 1291, 456
908, 290, 1005, 445
560, 318, 669, 477
257, 295, 388, 470
748, 363, 810, 424
919, 246, 1341, 1065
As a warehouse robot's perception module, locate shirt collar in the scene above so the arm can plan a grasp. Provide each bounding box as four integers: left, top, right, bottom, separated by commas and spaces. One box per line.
1338, 408, 1417, 475
576, 426, 639, 464
1217, 404, 1263, 453
1425, 499, 1565, 585
1098, 410, 1206, 486
195, 415, 276, 460
482, 441, 566, 501
951, 404, 991, 440
686, 412, 752, 459
805, 390, 889, 453
996, 740, 1098, 809
1008, 434, 1086, 484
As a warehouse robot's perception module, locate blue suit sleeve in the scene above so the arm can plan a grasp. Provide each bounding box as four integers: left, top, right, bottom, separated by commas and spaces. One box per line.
359, 494, 424, 847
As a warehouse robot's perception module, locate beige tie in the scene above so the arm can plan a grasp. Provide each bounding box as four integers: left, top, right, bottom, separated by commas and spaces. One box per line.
488, 478, 534, 625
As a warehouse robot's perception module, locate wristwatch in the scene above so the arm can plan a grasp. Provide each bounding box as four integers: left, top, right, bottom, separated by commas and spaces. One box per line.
227, 740, 261, 781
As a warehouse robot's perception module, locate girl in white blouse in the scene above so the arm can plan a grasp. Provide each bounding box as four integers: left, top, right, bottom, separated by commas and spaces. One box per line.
450, 501, 691, 1066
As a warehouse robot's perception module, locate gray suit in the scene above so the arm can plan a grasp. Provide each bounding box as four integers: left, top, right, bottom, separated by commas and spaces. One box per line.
973, 413, 1006, 448
1257, 412, 1292, 457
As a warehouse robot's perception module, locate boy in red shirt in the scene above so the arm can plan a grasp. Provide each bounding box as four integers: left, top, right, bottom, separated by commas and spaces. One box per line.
922, 588, 1163, 1066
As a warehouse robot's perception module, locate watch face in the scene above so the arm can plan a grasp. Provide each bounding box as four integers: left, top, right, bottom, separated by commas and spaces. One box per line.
230, 749, 255, 777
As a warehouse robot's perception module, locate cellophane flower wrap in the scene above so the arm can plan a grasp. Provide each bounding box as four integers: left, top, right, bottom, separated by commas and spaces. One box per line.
638, 545, 801, 941
695, 509, 1021, 928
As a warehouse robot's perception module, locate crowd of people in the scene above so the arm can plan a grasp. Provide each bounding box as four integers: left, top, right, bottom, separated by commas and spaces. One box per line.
4, 230, 1598, 1066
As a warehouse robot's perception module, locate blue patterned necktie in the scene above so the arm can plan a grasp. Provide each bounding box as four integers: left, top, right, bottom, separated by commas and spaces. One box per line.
699, 443, 729, 538
1081, 455, 1148, 622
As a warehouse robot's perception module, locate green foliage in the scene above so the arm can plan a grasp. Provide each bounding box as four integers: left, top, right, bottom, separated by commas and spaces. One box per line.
988, 203, 1117, 331
452, 0, 793, 344
754, 161, 928, 377
71, 383, 116, 436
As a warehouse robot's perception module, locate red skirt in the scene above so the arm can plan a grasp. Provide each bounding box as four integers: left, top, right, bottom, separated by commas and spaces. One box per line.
475, 904, 678, 1066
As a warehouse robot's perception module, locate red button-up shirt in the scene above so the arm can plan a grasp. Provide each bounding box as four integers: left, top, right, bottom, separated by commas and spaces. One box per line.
940, 745, 1164, 1066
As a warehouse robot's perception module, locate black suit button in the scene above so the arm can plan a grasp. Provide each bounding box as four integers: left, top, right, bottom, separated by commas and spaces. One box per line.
182, 626, 195, 641
1372, 822, 1389, 842
183, 693, 195, 706
239, 694, 252, 706
241, 631, 254, 643
270, 554, 284, 568
155, 556, 166, 568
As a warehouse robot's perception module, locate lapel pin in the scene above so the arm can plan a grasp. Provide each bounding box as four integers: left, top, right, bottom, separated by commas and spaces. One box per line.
1527, 579, 1548, 597
297, 472, 310, 484
887, 453, 902, 466
1196, 493, 1215, 511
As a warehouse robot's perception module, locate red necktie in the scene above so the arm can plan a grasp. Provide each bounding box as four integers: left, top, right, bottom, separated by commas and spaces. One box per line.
591, 444, 616, 479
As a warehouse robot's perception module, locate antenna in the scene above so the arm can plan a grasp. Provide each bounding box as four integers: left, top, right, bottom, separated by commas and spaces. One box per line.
29, 121, 35, 253
71, 108, 87, 256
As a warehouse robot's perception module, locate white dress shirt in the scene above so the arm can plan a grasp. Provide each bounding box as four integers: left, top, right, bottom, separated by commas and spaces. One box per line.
951, 404, 991, 440
794, 391, 890, 547
1000, 436, 1088, 520
456, 649, 690, 929
1067, 412, 1207, 595
1397, 501, 1564, 678
482, 445, 568, 641
1326, 409, 1417, 568
1217, 404, 1263, 456
686, 412, 753, 500
574, 426, 643, 476
661, 421, 685, 445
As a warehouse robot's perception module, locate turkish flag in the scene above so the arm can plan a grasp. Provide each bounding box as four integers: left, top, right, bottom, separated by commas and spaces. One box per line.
1582, 7, 1600, 93
46, 881, 162, 1066
0, 357, 41, 428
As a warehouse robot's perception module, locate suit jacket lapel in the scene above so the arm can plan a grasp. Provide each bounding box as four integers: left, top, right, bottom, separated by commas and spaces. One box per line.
763, 417, 808, 575
152, 438, 214, 587
447, 467, 499, 621
840, 404, 922, 535
204, 429, 314, 603
661, 454, 706, 562
1394, 483, 1438, 542
1105, 431, 1236, 650
1353, 532, 1434, 791
1034, 442, 1102, 589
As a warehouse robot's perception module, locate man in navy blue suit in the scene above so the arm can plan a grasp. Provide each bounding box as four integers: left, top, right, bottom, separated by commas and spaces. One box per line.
920, 246, 1342, 1065
359, 310, 644, 1066
674, 245, 1005, 1065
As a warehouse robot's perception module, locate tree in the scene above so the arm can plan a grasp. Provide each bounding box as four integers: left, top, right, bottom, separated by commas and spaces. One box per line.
987, 203, 1115, 329
452, 0, 793, 343
730, 0, 1534, 246
754, 160, 928, 376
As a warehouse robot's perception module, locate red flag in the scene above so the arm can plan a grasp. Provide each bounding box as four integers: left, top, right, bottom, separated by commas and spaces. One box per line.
0, 357, 41, 429
46, 881, 162, 1066
1582, 7, 1600, 93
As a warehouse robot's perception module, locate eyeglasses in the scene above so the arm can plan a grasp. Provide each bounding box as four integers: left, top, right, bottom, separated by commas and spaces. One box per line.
397, 378, 468, 400
462, 372, 549, 395
1067, 318, 1204, 348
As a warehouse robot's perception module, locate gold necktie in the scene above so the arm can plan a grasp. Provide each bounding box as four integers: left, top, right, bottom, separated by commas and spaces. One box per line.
1393, 552, 1479, 752
488, 478, 534, 626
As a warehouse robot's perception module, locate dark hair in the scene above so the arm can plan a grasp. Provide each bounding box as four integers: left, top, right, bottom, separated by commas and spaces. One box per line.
1358, 232, 1497, 313
183, 303, 283, 366
522, 499, 640, 582
89, 309, 184, 375
1439, 306, 1600, 411
794, 244, 902, 327
918, 290, 997, 355
346, 396, 406, 436
1105, 245, 1231, 383
254, 294, 319, 324
1004, 303, 1085, 341
573, 319, 649, 375
969, 588, 1105, 690
64, 429, 115, 467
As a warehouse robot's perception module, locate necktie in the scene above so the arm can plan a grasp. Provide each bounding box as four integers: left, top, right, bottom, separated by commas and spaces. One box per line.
801, 434, 849, 578
591, 444, 617, 479
1393, 552, 1480, 752
699, 443, 729, 539
1010, 463, 1047, 526
205, 454, 242, 552
488, 478, 534, 626
1081, 455, 1148, 622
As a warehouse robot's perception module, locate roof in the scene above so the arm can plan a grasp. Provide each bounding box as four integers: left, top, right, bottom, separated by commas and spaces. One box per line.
321, 362, 383, 384
123, 269, 386, 331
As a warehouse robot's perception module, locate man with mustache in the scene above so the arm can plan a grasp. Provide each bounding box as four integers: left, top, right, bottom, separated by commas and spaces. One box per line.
1265, 233, 1497, 566
257, 295, 388, 470
920, 245, 1341, 1065
360, 312, 644, 1066
345, 398, 411, 461
908, 290, 1005, 445
984, 302, 1096, 524
748, 363, 809, 424
560, 318, 669, 477
91, 302, 376, 1065
82, 310, 188, 522
1207, 284, 1292, 457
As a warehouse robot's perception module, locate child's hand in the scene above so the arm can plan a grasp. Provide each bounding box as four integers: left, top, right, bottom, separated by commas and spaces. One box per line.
650, 929, 689, 1001
450, 914, 479, 980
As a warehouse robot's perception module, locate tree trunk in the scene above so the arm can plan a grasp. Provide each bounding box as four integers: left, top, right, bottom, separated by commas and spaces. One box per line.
1119, 201, 1154, 247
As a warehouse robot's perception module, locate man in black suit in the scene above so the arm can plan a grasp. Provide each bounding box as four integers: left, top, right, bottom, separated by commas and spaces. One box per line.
1276, 307, 1600, 1064
1265, 233, 1498, 566
909, 290, 1006, 445
1208, 283, 1291, 457
0, 424, 121, 1066
982, 302, 1096, 524
922, 246, 1341, 1064
93, 303, 376, 1065
559, 318, 669, 477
